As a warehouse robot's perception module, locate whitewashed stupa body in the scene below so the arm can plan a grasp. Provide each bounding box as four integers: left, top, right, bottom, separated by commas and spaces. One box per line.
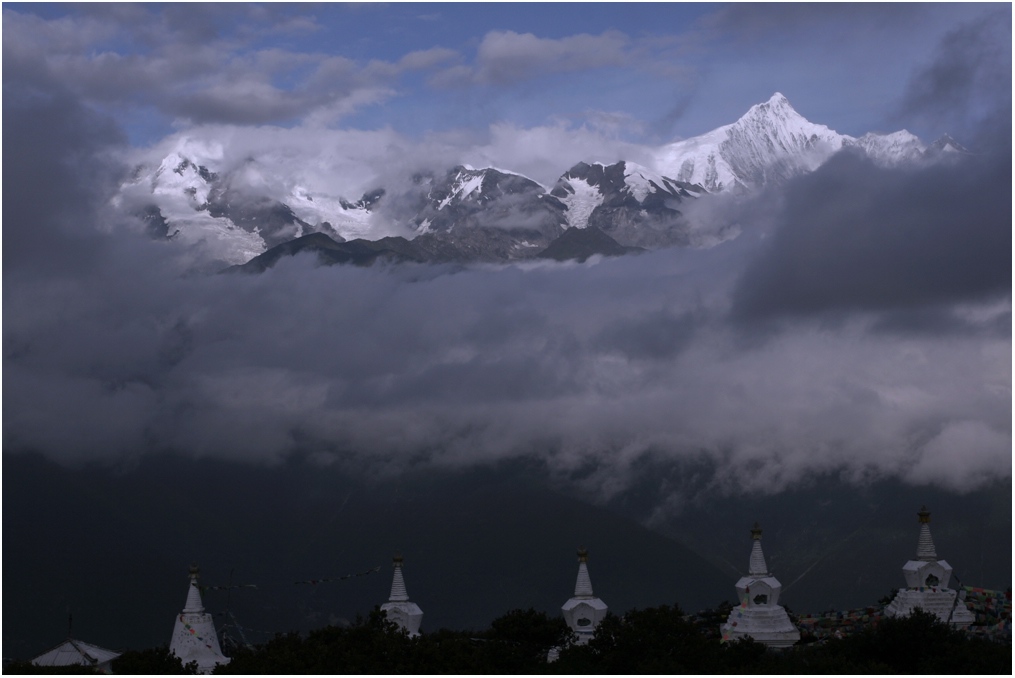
720, 523, 800, 648
169, 565, 230, 674
561, 548, 609, 645
380, 556, 423, 637
884, 507, 975, 625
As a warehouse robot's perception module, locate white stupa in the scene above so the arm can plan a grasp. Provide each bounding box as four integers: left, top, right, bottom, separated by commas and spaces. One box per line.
31, 638, 120, 673
169, 565, 230, 674
720, 523, 800, 647
884, 506, 975, 625
380, 555, 423, 637
561, 548, 609, 644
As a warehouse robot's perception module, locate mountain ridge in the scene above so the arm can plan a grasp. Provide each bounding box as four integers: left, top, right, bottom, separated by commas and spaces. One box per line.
118, 93, 962, 268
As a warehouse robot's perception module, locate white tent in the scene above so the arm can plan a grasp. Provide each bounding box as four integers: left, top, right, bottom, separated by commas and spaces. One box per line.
32, 638, 121, 673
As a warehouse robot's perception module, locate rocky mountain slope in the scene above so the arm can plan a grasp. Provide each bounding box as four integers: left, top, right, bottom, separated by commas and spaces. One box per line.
406, 165, 569, 261
228, 225, 642, 273
550, 160, 706, 248
537, 226, 643, 263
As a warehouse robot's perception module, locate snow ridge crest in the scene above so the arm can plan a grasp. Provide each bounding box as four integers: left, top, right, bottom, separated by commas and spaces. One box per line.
654, 92, 931, 192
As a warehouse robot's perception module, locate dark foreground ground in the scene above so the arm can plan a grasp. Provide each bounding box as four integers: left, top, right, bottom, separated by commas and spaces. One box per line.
3, 452, 1010, 660
4, 607, 1012, 674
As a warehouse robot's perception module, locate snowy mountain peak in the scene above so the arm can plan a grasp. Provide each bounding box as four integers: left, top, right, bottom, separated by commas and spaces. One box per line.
149, 152, 215, 197
654, 93, 848, 192
739, 92, 804, 126
119, 149, 380, 264
408, 165, 566, 249
424, 165, 547, 213
653, 93, 945, 192
929, 134, 970, 155
852, 130, 926, 166
112, 95, 967, 267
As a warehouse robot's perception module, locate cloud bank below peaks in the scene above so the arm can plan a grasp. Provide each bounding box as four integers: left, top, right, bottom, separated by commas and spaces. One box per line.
6, 233, 1009, 498
4, 80, 1010, 508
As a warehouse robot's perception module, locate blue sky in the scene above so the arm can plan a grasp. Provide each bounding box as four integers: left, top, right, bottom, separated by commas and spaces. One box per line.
5, 2, 1006, 151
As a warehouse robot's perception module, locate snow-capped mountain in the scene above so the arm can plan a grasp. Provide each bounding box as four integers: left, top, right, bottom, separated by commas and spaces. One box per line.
550, 160, 704, 248
927, 133, 971, 155
654, 93, 929, 192
118, 152, 382, 265
117, 152, 267, 264
116, 93, 963, 268
653, 93, 845, 192
406, 165, 568, 260
851, 130, 926, 167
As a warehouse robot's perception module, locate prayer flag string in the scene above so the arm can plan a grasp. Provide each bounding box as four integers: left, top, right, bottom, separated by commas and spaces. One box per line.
199, 565, 382, 592
294, 566, 382, 585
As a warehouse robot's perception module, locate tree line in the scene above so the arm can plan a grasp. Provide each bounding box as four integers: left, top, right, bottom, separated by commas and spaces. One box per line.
5, 604, 1010, 674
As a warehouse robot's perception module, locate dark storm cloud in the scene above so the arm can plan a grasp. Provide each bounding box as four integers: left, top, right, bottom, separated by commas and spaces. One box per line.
703, 3, 930, 42
3, 81, 1010, 500
731, 148, 1011, 322
593, 309, 700, 361
894, 9, 1012, 144
869, 305, 1012, 339
2, 81, 126, 278
647, 90, 698, 141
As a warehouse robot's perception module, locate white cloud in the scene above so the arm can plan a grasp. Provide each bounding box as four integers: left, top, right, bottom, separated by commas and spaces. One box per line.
127, 116, 659, 206
906, 420, 1013, 492
474, 30, 630, 85
2, 7, 461, 127
398, 47, 459, 71
462, 121, 656, 186
427, 29, 638, 88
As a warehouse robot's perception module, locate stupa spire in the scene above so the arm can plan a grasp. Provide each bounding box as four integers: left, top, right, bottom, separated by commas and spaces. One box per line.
916, 506, 938, 561
561, 547, 608, 644
169, 564, 230, 674
748, 523, 769, 576
183, 564, 205, 613
380, 555, 423, 636
388, 555, 410, 602
574, 548, 594, 597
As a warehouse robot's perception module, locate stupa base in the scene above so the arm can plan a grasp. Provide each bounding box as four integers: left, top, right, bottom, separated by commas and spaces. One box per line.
885, 589, 975, 625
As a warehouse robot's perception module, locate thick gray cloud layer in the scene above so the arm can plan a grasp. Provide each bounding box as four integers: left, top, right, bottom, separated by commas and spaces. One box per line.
894, 9, 1012, 143
4, 80, 1010, 501
730, 9, 1011, 325
4, 7, 1012, 507
732, 147, 1011, 321
2, 84, 125, 277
